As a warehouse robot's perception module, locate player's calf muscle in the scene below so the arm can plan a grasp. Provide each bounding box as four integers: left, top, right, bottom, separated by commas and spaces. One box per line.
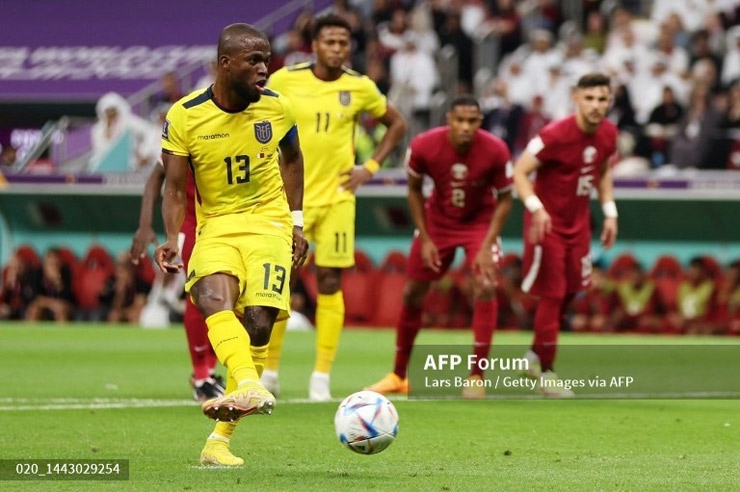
317, 267, 342, 294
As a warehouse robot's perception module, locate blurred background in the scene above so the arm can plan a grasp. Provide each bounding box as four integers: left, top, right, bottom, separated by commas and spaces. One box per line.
2, 0, 740, 336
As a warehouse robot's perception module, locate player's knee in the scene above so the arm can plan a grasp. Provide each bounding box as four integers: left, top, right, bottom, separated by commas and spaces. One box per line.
473, 282, 496, 301
193, 291, 231, 318
317, 268, 342, 295
242, 307, 278, 345
402, 281, 429, 308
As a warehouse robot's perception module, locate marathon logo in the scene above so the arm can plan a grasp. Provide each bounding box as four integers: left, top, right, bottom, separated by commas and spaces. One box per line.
197, 133, 230, 140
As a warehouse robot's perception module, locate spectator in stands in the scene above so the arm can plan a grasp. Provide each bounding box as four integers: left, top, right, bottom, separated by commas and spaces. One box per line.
481, 78, 523, 153
407, 4, 439, 55
571, 263, 613, 332
690, 29, 723, 78
439, 12, 473, 92
90, 92, 160, 173
721, 26, 740, 86
516, 94, 549, 153
282, 29, 313, 67
378, 8, 408, 54
583, 10, 607, 54
487, 0, 524, 58
608, 262, 665, 333
152, 72, 183, 105
644, 86, 684, 167
99, 252, 150, 323
25, 250, 75, 322
0, 253, 37, 320
0, 144, 17, 168
717, 259, 740, 334
719, 81, 740, 169
389, 33, 437, 131
669, 84, 722, 169
519, 29, 560, 97
496, 255, 534, 330
670, 257, 717, 334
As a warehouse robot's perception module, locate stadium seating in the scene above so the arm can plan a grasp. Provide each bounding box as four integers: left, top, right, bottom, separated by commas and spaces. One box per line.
343, 251, 377, 325
74, 245, 115, 311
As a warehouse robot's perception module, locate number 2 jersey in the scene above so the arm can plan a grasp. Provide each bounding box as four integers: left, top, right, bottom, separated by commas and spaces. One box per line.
161, 86, 297, 239
268, 63, 387, 208
405, 127, 512, 230
526, 115, 618, 237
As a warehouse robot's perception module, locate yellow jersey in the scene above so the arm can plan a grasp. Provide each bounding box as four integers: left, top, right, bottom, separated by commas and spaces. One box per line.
161, 86, 297, 240
268, 63, 387, 208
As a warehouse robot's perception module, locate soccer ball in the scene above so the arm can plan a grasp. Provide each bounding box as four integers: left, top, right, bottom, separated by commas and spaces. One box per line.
334, 390, 399, 455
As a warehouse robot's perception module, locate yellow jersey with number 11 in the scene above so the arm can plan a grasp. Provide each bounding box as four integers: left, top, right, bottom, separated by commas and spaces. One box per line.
268, 63, 387, 208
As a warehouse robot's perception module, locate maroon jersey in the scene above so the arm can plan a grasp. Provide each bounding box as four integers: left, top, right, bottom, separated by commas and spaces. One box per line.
526, 115, 617, 236
406, 127, 512, 229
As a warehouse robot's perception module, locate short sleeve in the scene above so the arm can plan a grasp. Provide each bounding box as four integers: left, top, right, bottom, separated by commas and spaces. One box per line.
278, 92, 297, 145
492, 143, 513, 193
405, 138, 425, 177
525, 126, 558, 164
161, 103, 188, 156
360, 76, 387, 119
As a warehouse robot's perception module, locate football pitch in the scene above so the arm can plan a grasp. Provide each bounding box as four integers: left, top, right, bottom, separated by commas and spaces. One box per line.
1, 323, 739, 491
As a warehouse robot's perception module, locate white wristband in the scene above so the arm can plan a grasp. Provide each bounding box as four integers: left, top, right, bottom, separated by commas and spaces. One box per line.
524, 195, 544, 213
291, 210, 304, 228
602, 200, 618, 218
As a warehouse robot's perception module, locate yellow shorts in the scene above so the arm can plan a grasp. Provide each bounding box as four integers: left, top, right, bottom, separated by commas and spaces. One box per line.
185, 232, 292, 316
304, 200, 355, 268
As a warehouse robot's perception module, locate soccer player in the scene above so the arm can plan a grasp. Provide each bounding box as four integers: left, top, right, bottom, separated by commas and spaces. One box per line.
366, 95, 514, 399
154, 24, 308, 466
131, 164, 224, 401
265, 14, 406, 401
513, 72, 618, 397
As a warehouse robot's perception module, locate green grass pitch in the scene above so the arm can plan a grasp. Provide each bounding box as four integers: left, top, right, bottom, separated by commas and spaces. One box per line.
1, 323, 739, 491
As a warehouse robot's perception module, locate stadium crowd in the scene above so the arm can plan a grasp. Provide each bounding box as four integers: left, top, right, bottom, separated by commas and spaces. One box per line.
2, 245, 740, 336
80, 0, 740, 174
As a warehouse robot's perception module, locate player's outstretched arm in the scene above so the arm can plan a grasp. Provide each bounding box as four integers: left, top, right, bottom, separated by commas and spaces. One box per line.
130, 164, 165, 264
407, 172, 441, 273
154, 152, 188, 274
474, 190, 513, 286
513, 151, 551, 244
597, 159, 618, 250
278, 132, 309, 268
340, 103, 407, 193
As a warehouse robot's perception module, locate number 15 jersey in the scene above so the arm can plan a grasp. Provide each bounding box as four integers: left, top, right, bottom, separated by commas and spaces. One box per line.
161, 86, 297, 239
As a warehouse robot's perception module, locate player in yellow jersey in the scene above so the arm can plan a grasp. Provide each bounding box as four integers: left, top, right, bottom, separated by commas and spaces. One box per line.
265, 14, 407, 401
154, 23, 308, 467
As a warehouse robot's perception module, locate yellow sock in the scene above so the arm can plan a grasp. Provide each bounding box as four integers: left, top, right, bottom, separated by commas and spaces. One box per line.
250, 344, 268, 378
205, 310, 258, 384
265, 318, 287, 372
314, 291, 345, 374
211, 369, 237, 440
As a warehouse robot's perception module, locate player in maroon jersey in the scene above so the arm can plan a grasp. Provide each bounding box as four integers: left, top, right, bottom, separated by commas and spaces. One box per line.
366, 95, 513, 399
513, 72, 618, 397
131, 162, 224, 401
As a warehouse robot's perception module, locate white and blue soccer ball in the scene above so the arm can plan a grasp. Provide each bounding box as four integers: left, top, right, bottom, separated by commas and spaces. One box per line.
334, 390, 399, 455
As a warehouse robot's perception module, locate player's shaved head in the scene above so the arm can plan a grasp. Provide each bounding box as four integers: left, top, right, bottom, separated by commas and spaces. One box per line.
217, 23, 268, 58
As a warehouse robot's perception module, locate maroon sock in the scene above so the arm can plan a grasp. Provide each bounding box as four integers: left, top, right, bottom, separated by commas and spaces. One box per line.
184, 297, 211, 380
470, 298, 498, 377
393, 304, 423, 379
531, 296, 564, 372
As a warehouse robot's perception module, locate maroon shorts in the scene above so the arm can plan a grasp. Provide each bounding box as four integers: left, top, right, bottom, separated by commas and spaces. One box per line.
521, 225, 591, 298
407, 222, 500, 282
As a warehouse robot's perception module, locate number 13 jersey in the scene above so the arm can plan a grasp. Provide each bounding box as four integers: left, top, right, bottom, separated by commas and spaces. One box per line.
161, 86, 297, 239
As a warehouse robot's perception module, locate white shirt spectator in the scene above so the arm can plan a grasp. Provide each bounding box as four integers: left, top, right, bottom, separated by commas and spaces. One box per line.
722, 26, 740, 86
390, 37, 438, 111
90, 92, 159, 173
